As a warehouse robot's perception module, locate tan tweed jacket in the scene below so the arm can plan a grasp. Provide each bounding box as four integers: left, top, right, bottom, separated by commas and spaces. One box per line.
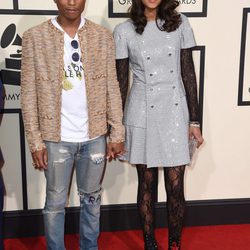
21, 19, 124, 152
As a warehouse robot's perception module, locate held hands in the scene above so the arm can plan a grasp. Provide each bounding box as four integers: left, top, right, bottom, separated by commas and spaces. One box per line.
32, 148, 48, 170
106, 142, 125, 161
32, 142, 125, 169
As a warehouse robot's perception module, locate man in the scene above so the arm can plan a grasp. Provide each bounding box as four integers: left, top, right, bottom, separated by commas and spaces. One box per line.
21, 0, 124, 249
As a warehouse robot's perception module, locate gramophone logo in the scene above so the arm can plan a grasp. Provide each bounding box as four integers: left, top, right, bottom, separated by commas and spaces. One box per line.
0, 24, 22, 86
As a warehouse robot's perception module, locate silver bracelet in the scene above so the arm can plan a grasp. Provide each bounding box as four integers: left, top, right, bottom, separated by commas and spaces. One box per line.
189, 122, 200, 128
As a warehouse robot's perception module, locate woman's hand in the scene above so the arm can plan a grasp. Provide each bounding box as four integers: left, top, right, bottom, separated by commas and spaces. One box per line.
189, 126, 204, 148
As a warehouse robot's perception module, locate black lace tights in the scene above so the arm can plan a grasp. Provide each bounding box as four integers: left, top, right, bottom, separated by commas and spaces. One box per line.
136, 164, 186, 245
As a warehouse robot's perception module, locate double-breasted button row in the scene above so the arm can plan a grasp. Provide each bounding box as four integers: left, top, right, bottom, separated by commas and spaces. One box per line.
147, 84, 177, 110
149, 103, 178, 109
143, 50, 175, 79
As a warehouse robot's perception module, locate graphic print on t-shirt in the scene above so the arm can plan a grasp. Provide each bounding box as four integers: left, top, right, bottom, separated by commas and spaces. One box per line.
62, 62, 84, 90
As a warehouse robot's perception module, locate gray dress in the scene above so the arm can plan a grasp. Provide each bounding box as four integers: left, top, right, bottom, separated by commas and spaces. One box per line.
114, 14, 196, 168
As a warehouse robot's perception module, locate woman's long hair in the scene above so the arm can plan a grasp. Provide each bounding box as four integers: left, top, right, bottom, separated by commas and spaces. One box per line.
129, 0, 181, 34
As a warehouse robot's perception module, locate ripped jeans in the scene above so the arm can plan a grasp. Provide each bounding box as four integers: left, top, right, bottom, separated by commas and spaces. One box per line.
43, 135, 106, 250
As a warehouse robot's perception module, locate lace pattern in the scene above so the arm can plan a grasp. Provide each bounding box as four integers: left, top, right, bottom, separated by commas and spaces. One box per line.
164, 166, 186, 246
136, 164, 185, 246
136, 165, 158, 236
180, 48, 199, 122
115, 58, 129, 110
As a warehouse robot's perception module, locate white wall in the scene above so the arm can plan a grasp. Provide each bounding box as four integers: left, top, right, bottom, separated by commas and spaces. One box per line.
0, 0, 250, 211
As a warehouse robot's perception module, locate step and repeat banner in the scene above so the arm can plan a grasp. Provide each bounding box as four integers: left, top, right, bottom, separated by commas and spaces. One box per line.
109, 0, 207, 17
0, 0, 250, 212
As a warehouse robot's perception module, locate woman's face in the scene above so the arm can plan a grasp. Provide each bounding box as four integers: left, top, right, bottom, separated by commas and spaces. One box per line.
141, 0, 162, 10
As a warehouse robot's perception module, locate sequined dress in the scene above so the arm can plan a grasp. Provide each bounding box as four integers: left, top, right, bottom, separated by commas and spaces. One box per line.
114, 14, 197, 168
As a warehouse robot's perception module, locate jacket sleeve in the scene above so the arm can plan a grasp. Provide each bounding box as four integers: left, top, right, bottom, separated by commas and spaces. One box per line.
20, 30, 46, 152
106, 33, 125, 143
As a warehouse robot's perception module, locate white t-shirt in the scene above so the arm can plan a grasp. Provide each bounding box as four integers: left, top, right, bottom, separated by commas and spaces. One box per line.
52, 17, 89, 142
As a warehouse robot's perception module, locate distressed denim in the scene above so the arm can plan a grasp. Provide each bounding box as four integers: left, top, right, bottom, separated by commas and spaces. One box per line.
43, 135, 106, 250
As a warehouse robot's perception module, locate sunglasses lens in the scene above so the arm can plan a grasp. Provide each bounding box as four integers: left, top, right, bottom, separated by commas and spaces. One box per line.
72, 52, 80, 62
71, 40, 78, 49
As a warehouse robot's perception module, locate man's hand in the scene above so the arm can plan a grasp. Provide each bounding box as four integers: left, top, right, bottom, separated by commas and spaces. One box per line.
106, 142, 125, 161
32, 148, 48, 170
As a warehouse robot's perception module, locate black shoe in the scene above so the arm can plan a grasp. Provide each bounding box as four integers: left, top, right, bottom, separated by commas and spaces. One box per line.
144, 234, 158, 250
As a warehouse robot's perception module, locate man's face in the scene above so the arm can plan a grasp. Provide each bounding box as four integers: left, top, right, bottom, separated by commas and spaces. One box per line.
55, 0, 86, 21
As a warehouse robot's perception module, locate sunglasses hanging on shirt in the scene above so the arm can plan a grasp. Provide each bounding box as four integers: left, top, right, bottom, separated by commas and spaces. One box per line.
71, 39, 80, 63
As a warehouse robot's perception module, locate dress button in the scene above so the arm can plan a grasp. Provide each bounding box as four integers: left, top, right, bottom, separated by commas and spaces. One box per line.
170, 70, 174, 73
172, 86, 176, 89
151, 105, 154, 108
150, 73, 153, 76
168, 53, 172, 56
147, 56, 151, 60
175, 103, 178, 106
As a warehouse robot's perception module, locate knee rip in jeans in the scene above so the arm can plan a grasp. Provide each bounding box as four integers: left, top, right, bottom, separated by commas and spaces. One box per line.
53, 159, 65, 164
90, 153, 105, 164
79, 188, 102, 204
53, 148, 69, 164
43, 209, 65, 215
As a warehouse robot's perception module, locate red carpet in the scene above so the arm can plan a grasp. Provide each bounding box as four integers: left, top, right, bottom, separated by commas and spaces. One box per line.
4, 224, 250, 250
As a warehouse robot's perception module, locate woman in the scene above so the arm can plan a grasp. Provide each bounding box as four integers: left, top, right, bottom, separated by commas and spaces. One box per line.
114, 0, 203, 249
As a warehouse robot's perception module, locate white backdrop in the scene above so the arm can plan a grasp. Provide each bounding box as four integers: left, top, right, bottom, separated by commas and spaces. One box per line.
0, 0, 250, 211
